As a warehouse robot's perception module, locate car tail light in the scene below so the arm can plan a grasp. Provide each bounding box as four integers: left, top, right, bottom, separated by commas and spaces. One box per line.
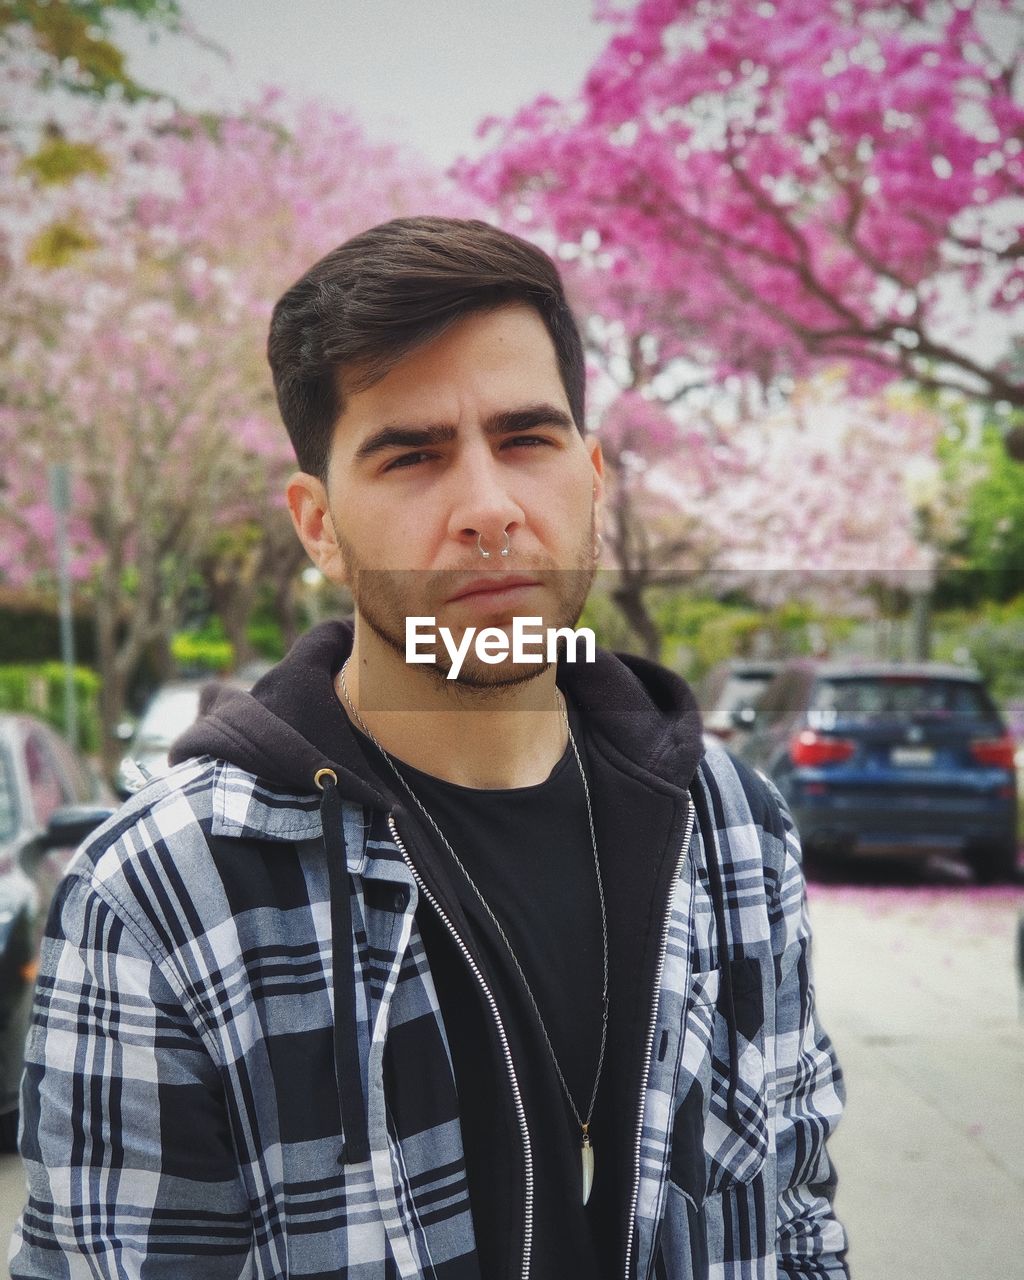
969, 735, 1017, 769
790, 730, 856, 767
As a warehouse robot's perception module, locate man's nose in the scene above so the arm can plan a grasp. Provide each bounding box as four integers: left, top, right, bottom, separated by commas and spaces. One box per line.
446, 445, 525, 556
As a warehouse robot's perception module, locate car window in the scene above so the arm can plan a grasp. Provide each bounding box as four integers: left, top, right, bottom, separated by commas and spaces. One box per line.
708, 673, 775, 719
25, 730, 74, 826
0, 746, 19, 844
809, 677, 997, 726
46, 732, 99, 803
133, 687, 202, 750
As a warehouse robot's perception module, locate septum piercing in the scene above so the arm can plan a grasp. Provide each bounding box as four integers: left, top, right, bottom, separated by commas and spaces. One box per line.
477, 531, 511, 559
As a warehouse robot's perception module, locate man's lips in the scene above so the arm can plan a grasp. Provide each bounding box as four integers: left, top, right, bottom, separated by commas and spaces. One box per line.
446, 575, 543, 604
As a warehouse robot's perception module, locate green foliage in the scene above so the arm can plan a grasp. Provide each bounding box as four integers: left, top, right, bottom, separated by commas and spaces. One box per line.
579, 587, 856, 681
936, 418, 1024, 606
650, 594, 765, 675
932, 595, 1024, 705
577, 591, 641, 654
246, 620, 285, 662
0, 662, 101, 752
171, 627, 234, 675
656, 593, 856, 681
959, 432, 1024, 601
2, 0, 183, 97
26, 218, 97, 267
241, 585, 290, 661
19, 138, 108, 184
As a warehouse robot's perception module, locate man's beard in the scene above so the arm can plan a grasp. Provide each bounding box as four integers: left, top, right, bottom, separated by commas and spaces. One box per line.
336, 507, 598, 694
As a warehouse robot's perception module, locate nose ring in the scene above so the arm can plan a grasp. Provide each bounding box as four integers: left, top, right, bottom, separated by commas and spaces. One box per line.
477, 531, 511, 559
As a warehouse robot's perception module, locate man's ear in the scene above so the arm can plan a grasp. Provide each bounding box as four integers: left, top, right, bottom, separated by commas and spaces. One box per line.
285, 471, 350, 586
587, 435, 605, 530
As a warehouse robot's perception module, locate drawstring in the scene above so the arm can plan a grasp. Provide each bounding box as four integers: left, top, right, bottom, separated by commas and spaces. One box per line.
316, 769, 370, 1165
690, 785, 740, 1124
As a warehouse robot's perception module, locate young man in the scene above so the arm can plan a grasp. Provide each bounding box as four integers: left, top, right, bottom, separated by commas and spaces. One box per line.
11, 218, 849, 1279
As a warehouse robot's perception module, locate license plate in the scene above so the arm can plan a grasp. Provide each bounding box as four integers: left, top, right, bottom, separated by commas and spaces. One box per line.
890, 746, 935, 767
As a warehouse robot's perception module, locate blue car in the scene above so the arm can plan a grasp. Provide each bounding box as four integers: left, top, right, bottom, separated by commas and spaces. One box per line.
737, 661, 1020, 882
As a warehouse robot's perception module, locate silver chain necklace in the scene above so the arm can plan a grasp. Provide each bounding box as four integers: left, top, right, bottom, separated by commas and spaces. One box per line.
338, 658, 609, 1206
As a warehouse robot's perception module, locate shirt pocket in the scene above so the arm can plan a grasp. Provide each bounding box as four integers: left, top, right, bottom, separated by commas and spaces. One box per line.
668, 958, 769, 1207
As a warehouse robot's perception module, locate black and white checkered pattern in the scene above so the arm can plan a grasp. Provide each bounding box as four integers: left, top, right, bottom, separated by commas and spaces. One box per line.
10, 742, 847, 1279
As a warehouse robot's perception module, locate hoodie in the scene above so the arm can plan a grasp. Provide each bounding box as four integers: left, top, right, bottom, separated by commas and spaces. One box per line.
11, 620, 849, 1280
176, 620, 713, 1269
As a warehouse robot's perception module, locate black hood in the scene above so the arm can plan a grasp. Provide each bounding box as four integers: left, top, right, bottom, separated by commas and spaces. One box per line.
171, 618, 705, 803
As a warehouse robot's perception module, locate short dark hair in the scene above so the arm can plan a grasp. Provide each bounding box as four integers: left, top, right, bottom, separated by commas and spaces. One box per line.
267, 216, 586, 479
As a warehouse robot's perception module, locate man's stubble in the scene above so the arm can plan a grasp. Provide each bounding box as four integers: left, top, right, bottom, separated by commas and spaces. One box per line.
335, 503, 599, 694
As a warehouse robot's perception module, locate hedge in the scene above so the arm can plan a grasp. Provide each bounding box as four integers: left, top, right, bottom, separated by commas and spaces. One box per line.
170, 631, 234, 674
0, 663, 102, 753
0, 603, 95, 665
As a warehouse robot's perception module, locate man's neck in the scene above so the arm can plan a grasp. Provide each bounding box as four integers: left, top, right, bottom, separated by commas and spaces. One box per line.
337, 623, 567, 790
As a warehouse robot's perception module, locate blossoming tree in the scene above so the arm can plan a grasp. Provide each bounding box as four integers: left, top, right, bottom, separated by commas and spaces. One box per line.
1, 25, 461, 764
458, 0, 1013, 649
467, 0, 1024, 416
593, 374, 952, 656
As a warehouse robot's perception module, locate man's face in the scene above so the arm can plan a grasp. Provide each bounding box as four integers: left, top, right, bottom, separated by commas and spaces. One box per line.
288, 303, 604, 688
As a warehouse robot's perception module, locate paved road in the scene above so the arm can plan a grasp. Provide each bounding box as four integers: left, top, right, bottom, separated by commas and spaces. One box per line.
0, 858, 1021, 1278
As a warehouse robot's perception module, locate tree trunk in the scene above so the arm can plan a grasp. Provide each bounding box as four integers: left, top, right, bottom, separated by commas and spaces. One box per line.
909, 588, 932, 661
265, 535, 313, 654
217, 578, 258, 670
274, 570, 302, 654
204, 537, 264, 671
94, 593, 128, 778
611, 576, 662, 662
603, 453, 665, 662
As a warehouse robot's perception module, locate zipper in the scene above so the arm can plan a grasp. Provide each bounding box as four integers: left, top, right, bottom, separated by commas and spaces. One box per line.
622, 800, 696, 1280
388, 813, 534, 1280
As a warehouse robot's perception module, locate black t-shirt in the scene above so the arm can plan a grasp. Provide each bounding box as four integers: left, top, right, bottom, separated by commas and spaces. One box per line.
389, 710, 615, 1276
352, 694, 679, 1278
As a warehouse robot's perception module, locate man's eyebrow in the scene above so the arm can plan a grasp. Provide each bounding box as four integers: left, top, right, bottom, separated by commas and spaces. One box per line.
353, 423, 454, 462
353, 403, 575, 462
485, 404, 576, 436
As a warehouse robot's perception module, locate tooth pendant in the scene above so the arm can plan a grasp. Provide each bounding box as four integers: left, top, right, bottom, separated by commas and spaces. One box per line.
581, 1127, 595, 1206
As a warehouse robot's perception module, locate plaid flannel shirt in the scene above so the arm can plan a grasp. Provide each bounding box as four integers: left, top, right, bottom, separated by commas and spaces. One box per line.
10, 740, 848, 1279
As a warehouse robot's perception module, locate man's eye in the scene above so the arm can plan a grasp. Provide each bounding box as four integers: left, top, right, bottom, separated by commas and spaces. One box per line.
505, 435, 552, 449
383, 451, 432, 472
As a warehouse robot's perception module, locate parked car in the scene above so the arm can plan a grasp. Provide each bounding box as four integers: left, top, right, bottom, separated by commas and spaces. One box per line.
697, 659, 783, 750
0, 714, 114, 1148
736, 660, 1019, 882
116, 676, 248, 798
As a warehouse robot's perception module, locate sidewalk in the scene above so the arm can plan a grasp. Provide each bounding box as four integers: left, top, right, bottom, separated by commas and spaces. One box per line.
808, 882, 1024, 1279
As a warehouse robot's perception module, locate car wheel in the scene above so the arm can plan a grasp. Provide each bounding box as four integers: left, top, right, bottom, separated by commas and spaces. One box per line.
0, 1107, 19, 1154
970, 838, 1020, 885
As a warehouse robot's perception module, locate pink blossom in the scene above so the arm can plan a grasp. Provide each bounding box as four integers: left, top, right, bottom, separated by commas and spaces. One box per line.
462, 0, 1024, 409
0, 40, 473, 593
